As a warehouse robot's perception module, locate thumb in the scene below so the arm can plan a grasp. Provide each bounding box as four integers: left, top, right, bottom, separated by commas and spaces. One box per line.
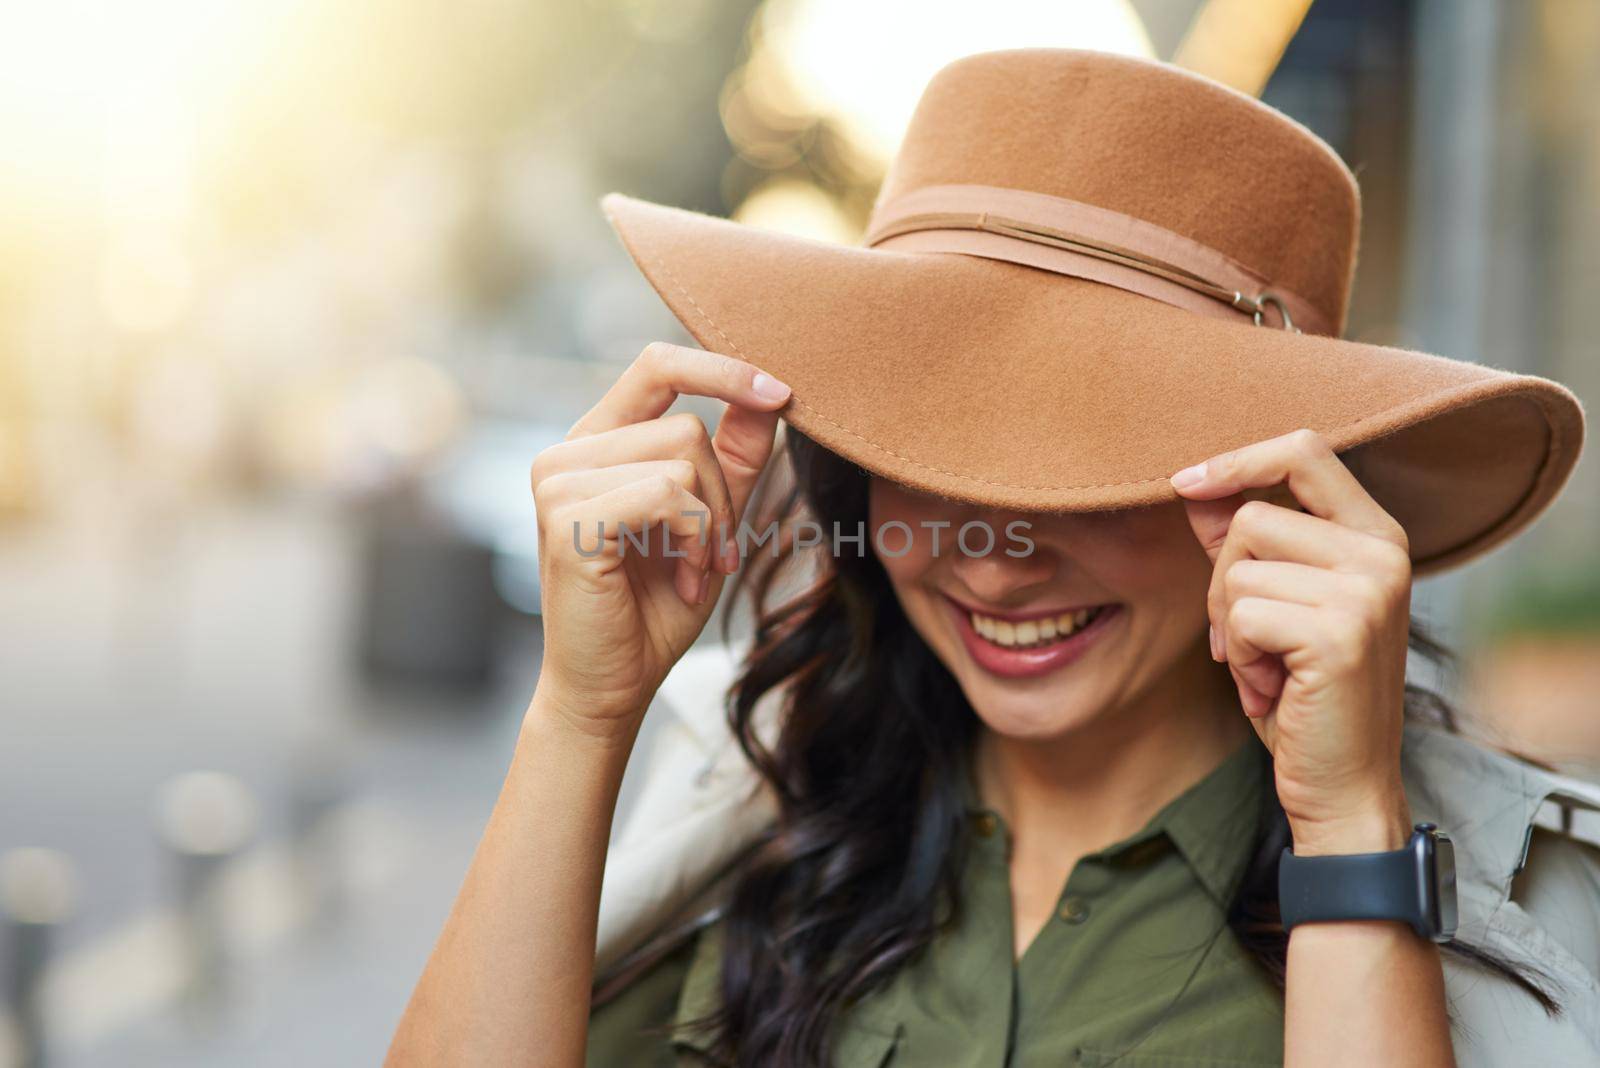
1175, 492, 1244, 565
711, 402, 784, 521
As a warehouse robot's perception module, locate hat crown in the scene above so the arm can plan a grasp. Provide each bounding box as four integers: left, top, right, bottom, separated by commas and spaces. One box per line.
871, 49, 1361, 336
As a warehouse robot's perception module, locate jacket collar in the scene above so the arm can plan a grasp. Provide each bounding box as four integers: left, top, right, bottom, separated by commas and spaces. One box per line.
1400, 720, 1600, 898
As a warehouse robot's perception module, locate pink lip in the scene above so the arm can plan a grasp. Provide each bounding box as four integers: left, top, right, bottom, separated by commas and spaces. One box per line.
945, 597, 1123, 679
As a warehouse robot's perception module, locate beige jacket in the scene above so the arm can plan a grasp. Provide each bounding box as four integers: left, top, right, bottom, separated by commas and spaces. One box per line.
594, 645, 1600, 1066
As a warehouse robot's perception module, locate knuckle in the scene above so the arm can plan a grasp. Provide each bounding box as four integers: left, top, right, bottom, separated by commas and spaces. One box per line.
531, 469, 571, 516
1219, 558, 1250, 601
528, 445, 565, 491
1385, 522, 1412, 561
1347, 571, 1388, 613
663, 410, 708, 450
637, 341, 685, 386
1367, 537, 1411, 587
639, 340, 678, 371
1234, 498, 1273, 529
534, 494, 568, 542
666, 458, 698, 488
649, 473, 680, 501
1385, 537, 1413, 578
1289, 427, 1328, 459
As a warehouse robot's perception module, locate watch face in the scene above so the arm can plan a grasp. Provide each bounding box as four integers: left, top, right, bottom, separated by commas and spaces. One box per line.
1433, 834, 1458, 941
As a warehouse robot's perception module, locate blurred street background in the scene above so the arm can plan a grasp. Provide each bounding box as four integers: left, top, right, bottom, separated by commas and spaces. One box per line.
2, 0, 1598, 1064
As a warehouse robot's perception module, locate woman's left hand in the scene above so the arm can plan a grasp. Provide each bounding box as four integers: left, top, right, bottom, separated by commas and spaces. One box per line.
1169, 428, 1415, 855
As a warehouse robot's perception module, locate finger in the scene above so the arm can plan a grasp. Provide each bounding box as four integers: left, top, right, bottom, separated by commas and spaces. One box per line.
1203, 502, 1408, 684
1220, 557, 1353, 612
1203, 495, 1318, 661
1215, 587, 1287, 713
1231, 595, 1353, 659
553, 476, 717, 606
535, 459, 713, 571
535, 412, 738, 571
1172, 479, 1310, 571
710, 403, 783, 525
1203, 501, 1289, 662
1206, 502, 1403, 652
1229, 658, 1278, 719
567, 342, 791, 440
1169, 428, 1409, 553
1226, 596, 1335, 718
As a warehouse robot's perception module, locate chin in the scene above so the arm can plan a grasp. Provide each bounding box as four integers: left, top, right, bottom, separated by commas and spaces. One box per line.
958, 673, 1105, 740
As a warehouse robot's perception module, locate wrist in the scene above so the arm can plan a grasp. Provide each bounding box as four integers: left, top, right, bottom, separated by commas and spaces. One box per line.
1287, 792, 1412, 856
525, 684, 646, 755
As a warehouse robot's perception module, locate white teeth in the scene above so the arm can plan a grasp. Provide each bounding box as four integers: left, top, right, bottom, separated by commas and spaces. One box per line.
969, 605, 1103, 648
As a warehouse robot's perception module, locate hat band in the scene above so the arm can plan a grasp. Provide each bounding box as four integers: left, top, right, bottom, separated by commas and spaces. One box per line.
862, 184, 1331, 336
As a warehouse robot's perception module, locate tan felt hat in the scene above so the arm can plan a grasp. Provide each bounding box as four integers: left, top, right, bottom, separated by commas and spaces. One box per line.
601, 48, 1585, 577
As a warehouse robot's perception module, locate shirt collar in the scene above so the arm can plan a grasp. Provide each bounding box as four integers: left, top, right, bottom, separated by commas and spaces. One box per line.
960, 736, 1270, 908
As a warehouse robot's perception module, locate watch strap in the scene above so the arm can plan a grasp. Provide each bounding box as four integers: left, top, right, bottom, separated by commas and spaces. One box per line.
1278, 841, 1420, 935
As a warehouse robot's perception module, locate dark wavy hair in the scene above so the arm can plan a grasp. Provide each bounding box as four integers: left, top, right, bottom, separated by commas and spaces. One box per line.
608, 427, 1560, 1066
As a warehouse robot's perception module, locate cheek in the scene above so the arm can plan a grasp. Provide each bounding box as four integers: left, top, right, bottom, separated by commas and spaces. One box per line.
1111, 508, 1213, 606
1054, 505, 1211, 605
867, 484, 947, 586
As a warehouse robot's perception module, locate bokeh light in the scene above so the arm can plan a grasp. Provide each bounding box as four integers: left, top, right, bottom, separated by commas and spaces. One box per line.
756, 0, 1155, 165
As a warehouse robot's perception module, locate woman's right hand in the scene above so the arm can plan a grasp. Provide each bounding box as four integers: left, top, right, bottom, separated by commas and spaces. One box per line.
529, 342, 791, 744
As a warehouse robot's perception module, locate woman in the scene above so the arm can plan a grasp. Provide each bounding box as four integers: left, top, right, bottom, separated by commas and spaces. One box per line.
387, 50, 1597, 1066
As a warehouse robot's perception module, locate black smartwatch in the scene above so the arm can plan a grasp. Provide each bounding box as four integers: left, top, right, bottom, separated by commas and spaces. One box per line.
1278, 822, 1457, 943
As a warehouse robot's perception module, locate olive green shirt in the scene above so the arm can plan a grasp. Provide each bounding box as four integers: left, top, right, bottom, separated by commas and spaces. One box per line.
586, 737, 1286, 1066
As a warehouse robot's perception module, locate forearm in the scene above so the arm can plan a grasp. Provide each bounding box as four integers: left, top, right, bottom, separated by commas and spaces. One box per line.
386, 691, 639, 1067
1283, 803, 1454, 1067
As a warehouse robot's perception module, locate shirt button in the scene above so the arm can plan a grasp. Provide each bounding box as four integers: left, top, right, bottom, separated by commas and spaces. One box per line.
1058, 896, 1090, 924
973, 812, 998, 837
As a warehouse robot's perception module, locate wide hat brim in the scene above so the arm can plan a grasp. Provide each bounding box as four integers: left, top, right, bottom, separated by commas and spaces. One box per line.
602, 193, 1585, 577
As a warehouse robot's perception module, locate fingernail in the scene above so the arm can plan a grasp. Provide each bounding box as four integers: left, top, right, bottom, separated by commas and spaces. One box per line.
720, 538, 739, 573
751, 372, 791, 402
1208, 624, 1219, 661
694, 570, 710, 604
1170, 462, 1207, 490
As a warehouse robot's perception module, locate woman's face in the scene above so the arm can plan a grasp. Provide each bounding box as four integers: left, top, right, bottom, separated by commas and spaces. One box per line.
868, 477, 1220, 740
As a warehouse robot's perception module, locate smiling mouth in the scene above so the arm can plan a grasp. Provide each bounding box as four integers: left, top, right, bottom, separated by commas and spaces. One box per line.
965, 604, 1111, 650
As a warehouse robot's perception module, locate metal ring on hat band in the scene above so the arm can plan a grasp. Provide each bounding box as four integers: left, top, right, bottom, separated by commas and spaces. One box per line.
1233, 291, 1299, 333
